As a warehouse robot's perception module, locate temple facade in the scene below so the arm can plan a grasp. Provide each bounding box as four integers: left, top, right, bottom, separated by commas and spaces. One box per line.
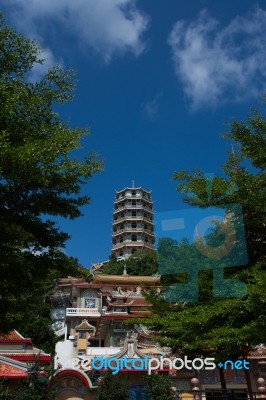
51, 274, 163, 399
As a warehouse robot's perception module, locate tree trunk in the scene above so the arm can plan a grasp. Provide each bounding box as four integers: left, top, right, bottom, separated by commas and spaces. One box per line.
219, 368, 227, 390
244, 368, 254, 400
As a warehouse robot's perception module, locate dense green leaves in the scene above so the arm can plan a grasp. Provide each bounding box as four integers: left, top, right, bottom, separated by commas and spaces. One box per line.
145, 373, 175, 400
102, 249, 158, 276
15, 361, 56, 400
97, 372, 129, 400
0, 15, 101, 339
144, 107, 266, 361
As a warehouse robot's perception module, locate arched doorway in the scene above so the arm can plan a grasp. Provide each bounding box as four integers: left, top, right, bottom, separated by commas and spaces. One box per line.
52, 369, 96, 400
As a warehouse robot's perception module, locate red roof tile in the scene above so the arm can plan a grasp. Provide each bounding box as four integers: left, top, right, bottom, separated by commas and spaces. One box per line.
75, 320, 96, 331
0, 330, 30, 342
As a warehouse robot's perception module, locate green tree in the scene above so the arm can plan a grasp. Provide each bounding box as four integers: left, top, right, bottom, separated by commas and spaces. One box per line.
97, 372, 129, 400
14, 360, 56, 400
0, 15, 101, 339
143, 107, 266, 362
145, 373, 175, 400
102, 249, 158, 276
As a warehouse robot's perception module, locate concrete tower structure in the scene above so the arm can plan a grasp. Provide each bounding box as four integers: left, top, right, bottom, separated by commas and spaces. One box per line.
111, 186, 155, 260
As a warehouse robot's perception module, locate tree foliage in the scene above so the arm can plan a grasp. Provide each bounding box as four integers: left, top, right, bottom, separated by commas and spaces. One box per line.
145, 373, 175, 400
143, 107, 266, 360
14, 361, 56, 400
102, 249, 158, 276
0, 15, 101, 340
97, 372, 129, 400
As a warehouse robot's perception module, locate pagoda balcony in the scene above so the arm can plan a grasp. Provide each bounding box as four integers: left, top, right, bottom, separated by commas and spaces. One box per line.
66, 308, 101, 317
113, 216, 153, 224
112, 242, 154, 250
113, 204, 153, 213
115, 194, 152, 202
112, 227, 154, 236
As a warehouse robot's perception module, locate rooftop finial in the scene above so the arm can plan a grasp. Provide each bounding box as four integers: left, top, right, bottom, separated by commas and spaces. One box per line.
132, 180, 135, 188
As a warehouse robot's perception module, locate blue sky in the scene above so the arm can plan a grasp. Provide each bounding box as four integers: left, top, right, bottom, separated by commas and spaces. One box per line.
2, 0, 266, 267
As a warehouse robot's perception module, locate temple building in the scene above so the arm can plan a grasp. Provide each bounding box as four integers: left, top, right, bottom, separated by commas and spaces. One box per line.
51, 274, 266, 400
0, 330, 51, 393
49, 185, 266, 399
51, 274, 164, 399
111, 186, 155, 260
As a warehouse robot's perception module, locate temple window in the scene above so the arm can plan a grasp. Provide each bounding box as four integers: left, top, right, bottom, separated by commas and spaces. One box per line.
81, 289, 98, 308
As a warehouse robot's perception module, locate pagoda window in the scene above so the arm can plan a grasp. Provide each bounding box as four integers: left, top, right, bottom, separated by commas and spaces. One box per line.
132, 235, 137, 241
79, 332, 86, 339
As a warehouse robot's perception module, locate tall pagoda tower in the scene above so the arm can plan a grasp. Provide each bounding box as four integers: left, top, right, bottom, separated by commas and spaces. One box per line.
112, 186, 155, 259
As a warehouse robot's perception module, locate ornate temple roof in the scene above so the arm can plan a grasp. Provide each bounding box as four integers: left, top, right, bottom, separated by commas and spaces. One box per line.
0, 330, 51, 363
75, 320, 96, 331
0, 330, 31, 343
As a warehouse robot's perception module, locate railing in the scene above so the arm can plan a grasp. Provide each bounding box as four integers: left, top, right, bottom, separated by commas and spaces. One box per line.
112, 242, 148, 250
86, 347, 121, 356
115, 194, 152, 201
113, 228, 154, 236
114, 204, 153, 212
174, 390, 263, 400
113, 216, 153, 224
66, 308, 101, 316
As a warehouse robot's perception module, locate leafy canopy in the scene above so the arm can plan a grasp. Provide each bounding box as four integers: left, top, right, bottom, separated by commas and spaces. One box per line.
145, 373, 176, 400
0, 14, 101, 340
102, 249, 158, 276
97, 372, 129, 400
143, 106, 266, 360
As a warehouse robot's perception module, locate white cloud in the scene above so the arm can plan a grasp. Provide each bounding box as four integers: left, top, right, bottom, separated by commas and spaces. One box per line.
3, 0, 148, 63
142, 92, 162, 119
28, 47, 61, 82
168, 7, 266, 110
